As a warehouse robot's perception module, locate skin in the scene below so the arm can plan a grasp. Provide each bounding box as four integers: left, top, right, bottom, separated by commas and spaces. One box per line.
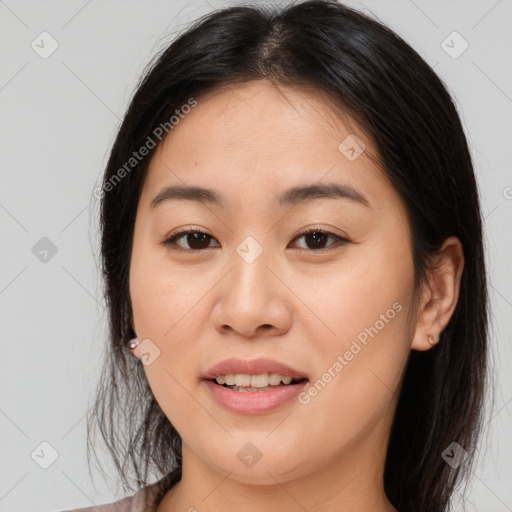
128, 79, 464, 512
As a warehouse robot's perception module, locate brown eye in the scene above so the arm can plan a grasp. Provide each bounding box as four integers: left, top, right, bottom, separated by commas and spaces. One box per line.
290, 229, 349, 251
162, 229, 219, 251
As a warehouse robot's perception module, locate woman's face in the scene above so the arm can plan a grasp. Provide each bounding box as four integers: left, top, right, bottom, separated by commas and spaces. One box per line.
129, 79, 420, 485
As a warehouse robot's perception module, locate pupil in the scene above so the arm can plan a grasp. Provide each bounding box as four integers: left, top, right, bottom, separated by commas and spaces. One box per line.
306, 232, 327, 249
188, 233, 210, 249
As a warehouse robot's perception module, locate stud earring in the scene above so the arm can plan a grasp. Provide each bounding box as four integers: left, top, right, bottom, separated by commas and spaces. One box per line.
427, 333, 438, 345
127, 337, 140, 351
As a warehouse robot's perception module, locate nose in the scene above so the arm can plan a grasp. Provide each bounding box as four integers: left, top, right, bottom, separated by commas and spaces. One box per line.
211, 243, 293, 339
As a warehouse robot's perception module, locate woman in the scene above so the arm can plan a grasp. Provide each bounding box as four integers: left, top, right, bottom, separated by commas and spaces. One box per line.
67, 1, 490, 510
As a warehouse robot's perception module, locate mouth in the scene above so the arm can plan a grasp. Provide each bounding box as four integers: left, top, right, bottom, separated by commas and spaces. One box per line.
202, 358, 309, 414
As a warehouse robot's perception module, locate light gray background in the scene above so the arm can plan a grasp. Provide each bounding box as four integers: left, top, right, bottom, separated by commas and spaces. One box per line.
1, 0, 511, 511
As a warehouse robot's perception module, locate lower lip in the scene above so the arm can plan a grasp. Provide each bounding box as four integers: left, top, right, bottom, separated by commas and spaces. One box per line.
203, 379, 308, 414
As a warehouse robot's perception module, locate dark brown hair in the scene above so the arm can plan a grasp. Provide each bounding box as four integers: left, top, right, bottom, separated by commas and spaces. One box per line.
87, 1, 491, 510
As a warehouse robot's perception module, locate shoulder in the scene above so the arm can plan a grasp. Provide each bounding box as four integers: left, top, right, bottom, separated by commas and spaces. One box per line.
57, 469, 181, 512
56, 493, 134, 512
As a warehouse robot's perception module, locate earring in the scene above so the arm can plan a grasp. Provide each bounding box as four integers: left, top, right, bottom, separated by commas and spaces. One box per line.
427, 333, 438, 345
127, 337, 140, 351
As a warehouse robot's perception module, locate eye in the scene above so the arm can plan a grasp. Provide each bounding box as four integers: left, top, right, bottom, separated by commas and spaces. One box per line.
161, 227, 219, 252
161, 227, 350, 253
289, 228, 349, 252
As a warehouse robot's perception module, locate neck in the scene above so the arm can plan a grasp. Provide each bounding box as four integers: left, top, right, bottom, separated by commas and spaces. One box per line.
157, 419, 397, 512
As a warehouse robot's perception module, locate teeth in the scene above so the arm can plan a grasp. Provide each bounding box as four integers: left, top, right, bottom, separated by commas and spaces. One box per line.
235, 374, 251, 387
250, 374, 269, 387
214, 373, 298, 387
269, 373, 282, 385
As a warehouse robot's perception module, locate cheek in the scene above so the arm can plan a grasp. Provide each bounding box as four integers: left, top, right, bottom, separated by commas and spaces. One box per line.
129, 253, 206, 430
294, 239, 413, 425
300, 246, 413, 356
129, 241, 201, 339
293, 295, 410, 463
129, 240, 217, 392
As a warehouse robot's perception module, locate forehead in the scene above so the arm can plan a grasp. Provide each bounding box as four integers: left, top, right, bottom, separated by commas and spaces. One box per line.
141, 80, 398, 212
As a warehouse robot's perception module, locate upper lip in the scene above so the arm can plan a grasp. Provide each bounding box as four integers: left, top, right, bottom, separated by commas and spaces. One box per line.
203, 358, 308, 380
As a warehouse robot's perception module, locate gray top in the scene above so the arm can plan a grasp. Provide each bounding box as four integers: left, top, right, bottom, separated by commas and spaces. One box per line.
58, 470, 180, 512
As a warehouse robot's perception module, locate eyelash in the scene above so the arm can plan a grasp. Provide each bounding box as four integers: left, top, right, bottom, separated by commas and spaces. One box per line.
160, 226, 350, 254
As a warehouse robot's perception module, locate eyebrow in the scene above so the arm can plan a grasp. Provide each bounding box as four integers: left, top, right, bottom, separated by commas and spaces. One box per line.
150, 182, 371, 211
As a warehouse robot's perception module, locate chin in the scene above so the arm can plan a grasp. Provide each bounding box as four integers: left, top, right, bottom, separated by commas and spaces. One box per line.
203, 440, 309, 486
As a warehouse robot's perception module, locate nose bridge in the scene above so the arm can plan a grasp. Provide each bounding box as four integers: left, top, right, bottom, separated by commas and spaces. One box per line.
230, 234, 273, 304
212, 232, 292, 336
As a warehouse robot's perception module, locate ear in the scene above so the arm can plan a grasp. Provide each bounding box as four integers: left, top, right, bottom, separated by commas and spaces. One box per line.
411, 236, 464, 351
